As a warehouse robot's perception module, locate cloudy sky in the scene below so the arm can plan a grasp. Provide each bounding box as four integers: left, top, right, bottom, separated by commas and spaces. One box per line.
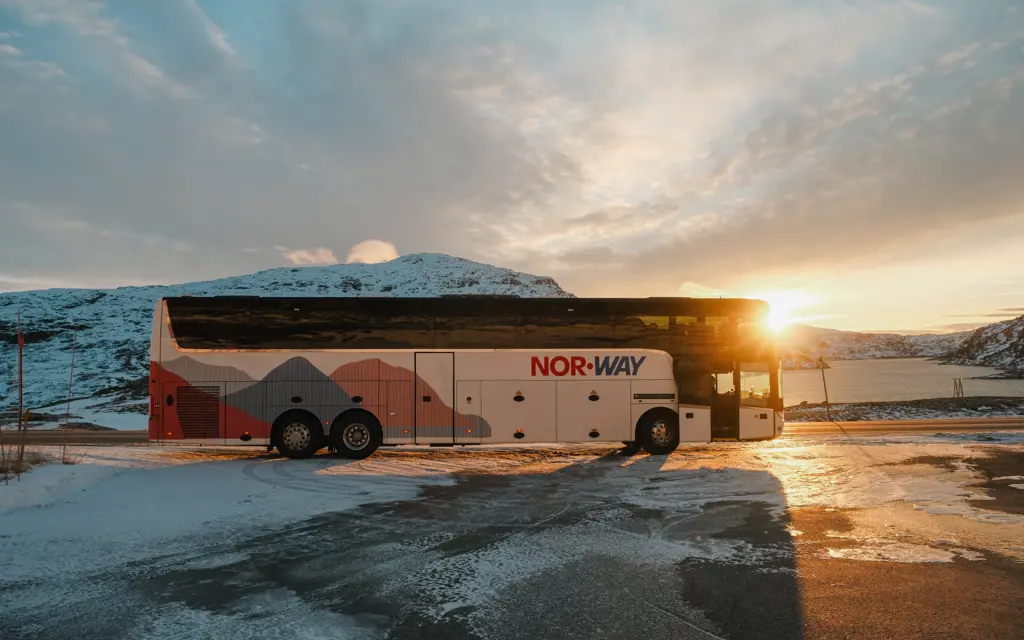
1, 0, 1023, 332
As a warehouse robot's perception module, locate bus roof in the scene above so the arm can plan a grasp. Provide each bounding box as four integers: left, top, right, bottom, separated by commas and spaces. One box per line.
162, 295, 770, 318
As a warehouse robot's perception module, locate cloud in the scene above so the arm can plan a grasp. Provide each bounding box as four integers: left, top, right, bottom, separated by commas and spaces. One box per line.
0, 0, 1022, 334
938, 43, 980, 69
346, 240, 399, 264
946, 312, 1024, 318
278, 246, 338, 266
677, 282, 729, 298
931, 322, 989, 332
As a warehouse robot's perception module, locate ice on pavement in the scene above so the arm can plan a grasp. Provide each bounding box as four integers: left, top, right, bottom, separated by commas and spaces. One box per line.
823, 541, 982, 564
1, 435, 1021, 611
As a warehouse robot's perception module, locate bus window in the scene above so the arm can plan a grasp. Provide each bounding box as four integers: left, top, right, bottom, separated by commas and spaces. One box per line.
675, 366, 715, 405
705, 316, 731, 338
637, 316, 671, 330
714, 372, 735, 395
435, 314, 522, 349
739, 363, 771, 407
523, 314, 615, 348
674, 316, 699, 334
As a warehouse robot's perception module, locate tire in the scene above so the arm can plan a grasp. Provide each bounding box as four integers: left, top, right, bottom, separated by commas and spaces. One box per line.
636, 409, 680, 455
621, 441, 641, 455
274, 412, 323, 459
331, 411, 383, 460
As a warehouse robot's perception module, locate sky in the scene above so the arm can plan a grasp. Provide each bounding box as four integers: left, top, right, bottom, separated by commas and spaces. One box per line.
1, 0, 1023, 333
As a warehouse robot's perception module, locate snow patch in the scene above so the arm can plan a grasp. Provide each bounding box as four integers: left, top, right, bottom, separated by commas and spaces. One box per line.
823, 542, 978, 564
0, 446, 455, 583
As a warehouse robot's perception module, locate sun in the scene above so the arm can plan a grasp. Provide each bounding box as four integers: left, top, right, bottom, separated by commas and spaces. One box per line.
766, 305, 792, 332
753, 290, 814, 333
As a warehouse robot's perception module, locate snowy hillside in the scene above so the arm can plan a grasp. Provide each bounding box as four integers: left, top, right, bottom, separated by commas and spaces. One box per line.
0, 254, 571, 415
780, 325, 970, 369
945, 314, 1024, 375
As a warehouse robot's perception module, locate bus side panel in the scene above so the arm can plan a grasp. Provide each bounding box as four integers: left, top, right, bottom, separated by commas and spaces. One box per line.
481, 381, 556, 443
557, 380, 631, 442
383, 379, 415, 443
676, 405, 711, 442
454, 380, 482, 444
739, 406, 774, 440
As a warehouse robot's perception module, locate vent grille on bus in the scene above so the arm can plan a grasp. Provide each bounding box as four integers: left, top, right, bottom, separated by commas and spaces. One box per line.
177, 385, 221, 439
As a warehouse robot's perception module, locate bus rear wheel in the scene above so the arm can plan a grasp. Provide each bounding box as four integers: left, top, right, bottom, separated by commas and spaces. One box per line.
274, 412, 323, 459
331, 411, 383, 459
636, 409, 679, 455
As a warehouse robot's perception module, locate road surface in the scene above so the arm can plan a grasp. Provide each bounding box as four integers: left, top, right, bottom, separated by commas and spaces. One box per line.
1, 433, 1022, 639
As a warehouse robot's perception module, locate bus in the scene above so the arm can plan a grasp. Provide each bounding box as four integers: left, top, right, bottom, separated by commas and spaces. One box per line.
148, 295, 783, 458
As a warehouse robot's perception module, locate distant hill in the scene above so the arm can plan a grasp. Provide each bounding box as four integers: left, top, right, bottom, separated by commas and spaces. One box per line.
779, 325, 972, 369
0, 254, 571, 411
944, 314, 1024, 377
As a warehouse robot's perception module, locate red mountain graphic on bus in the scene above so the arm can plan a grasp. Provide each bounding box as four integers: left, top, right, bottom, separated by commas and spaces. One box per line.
151, 356, 491, 441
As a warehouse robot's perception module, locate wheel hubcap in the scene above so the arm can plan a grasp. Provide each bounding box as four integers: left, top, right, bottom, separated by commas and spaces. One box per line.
282, 422, 312, 451
650, 420, 673, 446
343, 423, 370, 450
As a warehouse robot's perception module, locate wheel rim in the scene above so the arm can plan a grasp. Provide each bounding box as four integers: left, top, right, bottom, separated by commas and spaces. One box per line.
342, 423, 370, 450
282, 422, 312, 451
650, 420, 673, 446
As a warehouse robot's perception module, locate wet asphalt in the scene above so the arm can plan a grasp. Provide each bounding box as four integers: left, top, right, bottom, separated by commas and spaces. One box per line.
1, 445, 1022, 640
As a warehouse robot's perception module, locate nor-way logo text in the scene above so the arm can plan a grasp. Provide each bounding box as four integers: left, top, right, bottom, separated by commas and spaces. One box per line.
530, 355, 647, 377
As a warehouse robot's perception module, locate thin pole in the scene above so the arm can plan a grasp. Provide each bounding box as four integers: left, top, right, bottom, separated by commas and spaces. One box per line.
819, 356, 832, 422
17, 310, 25, 461
64, 330, 78, 425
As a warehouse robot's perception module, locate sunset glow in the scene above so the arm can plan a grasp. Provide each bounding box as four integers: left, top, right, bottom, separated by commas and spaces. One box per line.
755, 291, 816, 332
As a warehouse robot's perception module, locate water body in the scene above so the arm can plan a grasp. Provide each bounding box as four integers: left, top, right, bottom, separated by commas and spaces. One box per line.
783, 358, 1024, 406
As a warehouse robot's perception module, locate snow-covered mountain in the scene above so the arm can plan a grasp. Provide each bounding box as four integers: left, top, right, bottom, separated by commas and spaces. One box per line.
779, 325, 971, 368
0, 254, 571, 413
945, 314, 1024, 375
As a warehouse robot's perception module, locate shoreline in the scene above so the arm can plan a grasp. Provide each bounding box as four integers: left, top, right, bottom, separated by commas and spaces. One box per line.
785, 396, 1024, 422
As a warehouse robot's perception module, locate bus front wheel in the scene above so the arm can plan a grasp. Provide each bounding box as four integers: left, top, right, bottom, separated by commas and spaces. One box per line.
636, 409, 679, 455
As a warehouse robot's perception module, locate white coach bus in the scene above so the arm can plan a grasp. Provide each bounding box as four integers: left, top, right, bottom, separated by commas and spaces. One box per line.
148, 295, 783, 458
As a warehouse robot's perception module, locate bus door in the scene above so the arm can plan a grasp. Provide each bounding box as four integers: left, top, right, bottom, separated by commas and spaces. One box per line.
414, 352, 455, 444
738, 363, 775, 440
711, 371, 739, 439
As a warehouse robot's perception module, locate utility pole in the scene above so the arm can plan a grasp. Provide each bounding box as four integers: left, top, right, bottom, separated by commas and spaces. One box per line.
17, 310, 25, 462
64, 329, 78, 425
819, 356, 832, 422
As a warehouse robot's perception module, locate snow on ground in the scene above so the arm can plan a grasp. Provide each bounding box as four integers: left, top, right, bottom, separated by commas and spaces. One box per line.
1, 435, 1020, 571
625, 433, 1024, 530
1, 435, 1022, 639
822, 540, 983, 563
22, 396, 150, 430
